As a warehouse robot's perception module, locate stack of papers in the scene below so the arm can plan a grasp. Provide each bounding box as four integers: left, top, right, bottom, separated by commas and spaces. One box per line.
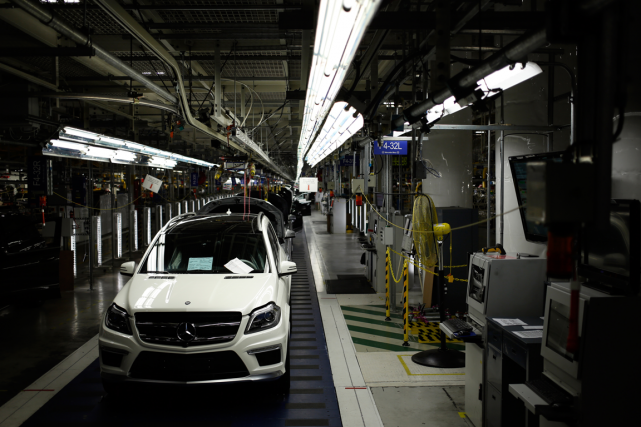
224, 258, 254, 274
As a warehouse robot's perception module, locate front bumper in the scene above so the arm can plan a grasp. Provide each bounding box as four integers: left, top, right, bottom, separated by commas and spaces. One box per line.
99, 310, 289, 384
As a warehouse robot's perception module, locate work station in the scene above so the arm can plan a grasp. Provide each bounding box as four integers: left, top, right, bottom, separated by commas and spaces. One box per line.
0, 1, 639, 426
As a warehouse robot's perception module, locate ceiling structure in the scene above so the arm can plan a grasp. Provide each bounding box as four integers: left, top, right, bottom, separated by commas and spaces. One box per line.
0, 0, 548, 179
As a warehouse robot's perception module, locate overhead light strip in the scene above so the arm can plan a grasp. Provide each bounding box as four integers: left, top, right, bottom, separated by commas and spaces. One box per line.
305, 102, 364, 167
58, 126, 216, 168
296, 0, 382, 179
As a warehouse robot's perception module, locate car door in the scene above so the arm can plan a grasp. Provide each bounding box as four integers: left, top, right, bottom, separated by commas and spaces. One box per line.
266, 222, 290, 300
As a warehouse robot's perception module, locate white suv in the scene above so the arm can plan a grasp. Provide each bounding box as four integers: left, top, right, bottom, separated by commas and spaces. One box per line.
99, 212, 296, 393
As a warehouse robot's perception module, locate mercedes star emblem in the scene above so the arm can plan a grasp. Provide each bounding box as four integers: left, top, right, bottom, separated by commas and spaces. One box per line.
185, 301, 191, 305
177, 322, 197, 342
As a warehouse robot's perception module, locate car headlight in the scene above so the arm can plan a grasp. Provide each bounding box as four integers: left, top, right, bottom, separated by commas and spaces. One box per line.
245, 302, 281, 334
105, 303, 132, 335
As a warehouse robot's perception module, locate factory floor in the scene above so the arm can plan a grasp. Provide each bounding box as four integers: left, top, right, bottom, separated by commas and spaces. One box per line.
0, 209, 472, 427
304, 209, 471, 427
0, 261, 136, 408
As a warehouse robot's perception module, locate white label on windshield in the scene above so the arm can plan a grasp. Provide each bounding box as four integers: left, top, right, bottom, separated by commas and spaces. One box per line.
224, 257, 254, 274
187, 257, 213, 271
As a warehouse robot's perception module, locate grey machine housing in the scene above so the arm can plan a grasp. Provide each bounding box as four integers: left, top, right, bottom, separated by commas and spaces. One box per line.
466, 252, 548, 327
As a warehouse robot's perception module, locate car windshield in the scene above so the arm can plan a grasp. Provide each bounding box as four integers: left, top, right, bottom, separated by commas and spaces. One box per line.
139, 217, 268, 274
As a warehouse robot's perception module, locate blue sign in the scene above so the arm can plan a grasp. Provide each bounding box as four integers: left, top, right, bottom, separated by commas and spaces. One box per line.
373, 139, 408, 155
231, 177, 238, 185
340, 155, 360, 166
190, 172, 198, 186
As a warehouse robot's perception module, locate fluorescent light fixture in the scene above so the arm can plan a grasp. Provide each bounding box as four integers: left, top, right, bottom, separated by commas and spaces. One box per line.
296, 0, 382, 179
49, 139, 88, 152
70, 223, 76, 277
305, 102, 364, 167
112, 150, 138, 163
85, 146, 115, 159
422, 62, 543, 125
115, 212, 122, 259
93, 216, 102, 266
58, 126, 217, 169
130, 211, 138, 252
144, 208, 151, 246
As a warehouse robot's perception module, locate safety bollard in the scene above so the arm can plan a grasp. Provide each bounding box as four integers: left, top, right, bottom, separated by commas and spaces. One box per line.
402, 259, 410, 346
385, 249, 391, 321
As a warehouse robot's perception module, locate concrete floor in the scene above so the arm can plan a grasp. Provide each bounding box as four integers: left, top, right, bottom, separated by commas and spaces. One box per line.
371, 386, 471, 427
306, 208, 470, 426
0, 258, 138, 406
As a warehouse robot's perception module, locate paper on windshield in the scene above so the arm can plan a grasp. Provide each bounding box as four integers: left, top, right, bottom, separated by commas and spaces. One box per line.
224, 258, 254, 274
187, 257, 213, 271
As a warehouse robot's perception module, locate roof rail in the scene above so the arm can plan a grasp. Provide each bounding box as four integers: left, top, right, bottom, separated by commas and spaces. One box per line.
257, 211, 265, 231
165, 211, 197, 228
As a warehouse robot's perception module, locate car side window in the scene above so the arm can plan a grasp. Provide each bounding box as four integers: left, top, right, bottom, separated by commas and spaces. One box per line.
267, 223, 280, 268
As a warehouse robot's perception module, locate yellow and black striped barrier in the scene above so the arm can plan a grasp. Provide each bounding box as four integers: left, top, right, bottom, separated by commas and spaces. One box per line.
402, 259, 410, 347
385, 249, 391, 321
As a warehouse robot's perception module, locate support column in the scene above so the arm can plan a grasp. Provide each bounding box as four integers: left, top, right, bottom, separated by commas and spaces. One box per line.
215, 42, 222, 119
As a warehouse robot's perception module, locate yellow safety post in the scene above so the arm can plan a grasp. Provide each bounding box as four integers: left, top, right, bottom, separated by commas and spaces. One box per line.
385, 249, 391, 321
402, 259, 410, 347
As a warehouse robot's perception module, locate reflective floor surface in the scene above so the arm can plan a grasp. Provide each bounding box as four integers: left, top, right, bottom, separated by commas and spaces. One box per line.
0, 258, 137, 407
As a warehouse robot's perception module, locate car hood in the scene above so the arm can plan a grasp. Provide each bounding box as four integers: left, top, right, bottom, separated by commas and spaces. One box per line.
124, 274, 276, 315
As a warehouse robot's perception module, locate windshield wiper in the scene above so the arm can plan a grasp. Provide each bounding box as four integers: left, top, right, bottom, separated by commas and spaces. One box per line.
146, 271, 170, 274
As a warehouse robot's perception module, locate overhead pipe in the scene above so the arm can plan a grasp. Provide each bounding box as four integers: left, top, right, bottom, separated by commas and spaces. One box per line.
2, 92, 179, 114
394, 28, 548, 128
8, 0, 177, 104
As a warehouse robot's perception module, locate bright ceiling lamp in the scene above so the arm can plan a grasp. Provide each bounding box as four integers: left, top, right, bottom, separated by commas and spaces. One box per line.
296, 0, 382, 179
423, 62, 543, 125
59, 126, 217, 168
305, 102, 363, 167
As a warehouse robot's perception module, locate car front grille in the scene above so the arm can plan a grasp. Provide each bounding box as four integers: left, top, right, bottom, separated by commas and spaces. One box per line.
129, 351, 249, 382
135, 312, 242, 347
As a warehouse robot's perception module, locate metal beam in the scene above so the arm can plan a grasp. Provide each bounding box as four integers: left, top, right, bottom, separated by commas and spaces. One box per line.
429, 124, 562, 132
0, 47, 96, 57
120, 54, 297, 62
158, 33, 294, 41
0, 4, 302, 11
146, 23, 281, 31
64, 76, 294, 82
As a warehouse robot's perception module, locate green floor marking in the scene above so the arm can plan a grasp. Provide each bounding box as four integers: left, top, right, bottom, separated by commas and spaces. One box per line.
341, 305, 403, 320
343, 314, 404, 328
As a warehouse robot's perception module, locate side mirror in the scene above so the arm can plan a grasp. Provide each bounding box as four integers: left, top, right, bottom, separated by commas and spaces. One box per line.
279, 260, 297, 277
120, 261, 136, 277
285, 229, 296, 239
288, 214, 296, 222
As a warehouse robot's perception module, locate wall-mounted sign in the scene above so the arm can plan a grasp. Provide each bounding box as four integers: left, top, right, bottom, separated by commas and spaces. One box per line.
190, 172, 198, 186
28, 157, 52, 200
224, 161, 247, 170
340, 155, 360, 166
373, 139, 408, 155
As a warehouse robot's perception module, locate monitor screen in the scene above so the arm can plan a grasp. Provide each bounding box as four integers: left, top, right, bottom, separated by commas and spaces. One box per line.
376, 192, 385, 208
579, 199, 640, 295
508, 151, 564, 242
545, 299, 576, 362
